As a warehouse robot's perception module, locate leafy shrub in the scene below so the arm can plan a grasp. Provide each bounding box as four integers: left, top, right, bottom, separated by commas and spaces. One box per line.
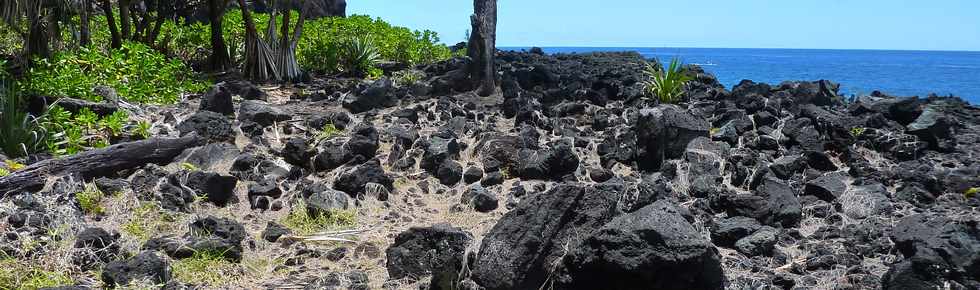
644, 58, 692, 104
0, 81, 44, 158
393, 69, 425, 87
40, 106, 138, 156
297, 14, 451, 73
134, 121, 152, 139
23, 42, 208, 104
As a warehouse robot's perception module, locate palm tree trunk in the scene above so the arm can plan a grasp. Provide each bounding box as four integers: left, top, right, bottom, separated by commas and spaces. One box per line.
80, 0, 91, 46
207, 0, 230, 70
100, 0, 121, 49
119, 0, 131, 40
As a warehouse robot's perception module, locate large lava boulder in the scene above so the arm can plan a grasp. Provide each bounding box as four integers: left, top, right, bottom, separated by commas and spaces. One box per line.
882, 213, 980, 289
559, 200, 724, 290
199, 83, 234, 115
333, 159, 394, 198
343, 77, 396, 113
238, 100, 291, 127
142, 216, 247, 262
716, 177, 802, 227
386, 224, 473, 290
905, 104, 955, 152
101, 251, 172, 287
471, 183, 622, 290
178, 111, 235, 143
635, 105, 710, 171
513, 140, 580, 181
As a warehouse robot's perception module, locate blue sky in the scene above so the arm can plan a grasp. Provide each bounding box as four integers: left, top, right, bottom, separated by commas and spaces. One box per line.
348, 0, 980, 51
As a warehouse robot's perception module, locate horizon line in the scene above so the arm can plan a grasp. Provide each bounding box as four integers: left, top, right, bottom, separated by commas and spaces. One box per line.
493, 45, 980, 53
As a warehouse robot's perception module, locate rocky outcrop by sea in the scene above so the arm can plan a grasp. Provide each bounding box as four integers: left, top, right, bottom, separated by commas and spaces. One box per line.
2, 50, 978, 289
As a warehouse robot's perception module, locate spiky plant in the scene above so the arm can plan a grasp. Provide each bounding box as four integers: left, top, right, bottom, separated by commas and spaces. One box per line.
644, 58, 693, 104
340, 36, 381, 77
0, 79, 45, 158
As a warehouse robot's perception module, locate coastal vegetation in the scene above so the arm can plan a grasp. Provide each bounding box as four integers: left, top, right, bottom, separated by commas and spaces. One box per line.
0, 2, 452, 158
644, 57, 692, 104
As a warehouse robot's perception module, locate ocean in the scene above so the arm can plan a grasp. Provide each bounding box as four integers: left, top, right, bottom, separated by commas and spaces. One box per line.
500, 47, 980, 104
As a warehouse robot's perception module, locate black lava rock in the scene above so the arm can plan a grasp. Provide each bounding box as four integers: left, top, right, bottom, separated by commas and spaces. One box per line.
385, 224, 473, 289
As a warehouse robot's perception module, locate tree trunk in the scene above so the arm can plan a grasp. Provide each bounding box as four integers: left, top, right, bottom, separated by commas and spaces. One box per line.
146, 0, 167, 46
119, 0, 132, 40
80, 0, 91, 46
100, 0, 122, 49
207, 0, 231, 70
0, 134, 204, 197
468, 0, 497, 96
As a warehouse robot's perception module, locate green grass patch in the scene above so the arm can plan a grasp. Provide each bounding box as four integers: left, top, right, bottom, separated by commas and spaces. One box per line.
122, 203, 180, 243
315, 123, 344, 142
171, 249, 238, 286
0, 258, 74, 290
281, 200, 356, 235
75, 184, 107, 216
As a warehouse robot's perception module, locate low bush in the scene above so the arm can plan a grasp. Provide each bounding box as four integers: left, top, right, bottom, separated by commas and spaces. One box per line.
297, 14, 451, 74
393, 69, 426, 87
40, 106, 139, 156
23, 42, 208, 104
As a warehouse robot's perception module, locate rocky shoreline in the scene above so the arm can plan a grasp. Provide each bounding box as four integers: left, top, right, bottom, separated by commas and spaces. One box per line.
1, 50, 978, 290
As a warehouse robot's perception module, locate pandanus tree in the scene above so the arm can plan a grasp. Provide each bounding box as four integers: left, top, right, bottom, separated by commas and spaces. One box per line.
238, 0, 308, 82
207, 0, 232, 70
97, 0, 174, 49
1, 0, 73, 59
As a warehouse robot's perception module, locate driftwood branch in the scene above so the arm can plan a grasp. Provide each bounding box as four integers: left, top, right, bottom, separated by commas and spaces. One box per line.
0, 134, 205, 196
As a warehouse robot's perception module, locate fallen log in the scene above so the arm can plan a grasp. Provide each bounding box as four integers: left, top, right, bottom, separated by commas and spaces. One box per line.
0, 134, 205, 197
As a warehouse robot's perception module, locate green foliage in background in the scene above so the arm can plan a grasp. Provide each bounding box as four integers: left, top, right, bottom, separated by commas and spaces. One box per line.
298, 14, 451, 74
87, 11, 450, 75
23, 42, 208, 104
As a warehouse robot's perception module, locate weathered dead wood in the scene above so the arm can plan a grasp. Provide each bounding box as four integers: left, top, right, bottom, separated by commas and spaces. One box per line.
0, 134, 205, 196
468, 0, 497, 96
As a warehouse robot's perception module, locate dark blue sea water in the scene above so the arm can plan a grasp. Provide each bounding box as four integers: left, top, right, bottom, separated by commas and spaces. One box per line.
501, 47, 980, 103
